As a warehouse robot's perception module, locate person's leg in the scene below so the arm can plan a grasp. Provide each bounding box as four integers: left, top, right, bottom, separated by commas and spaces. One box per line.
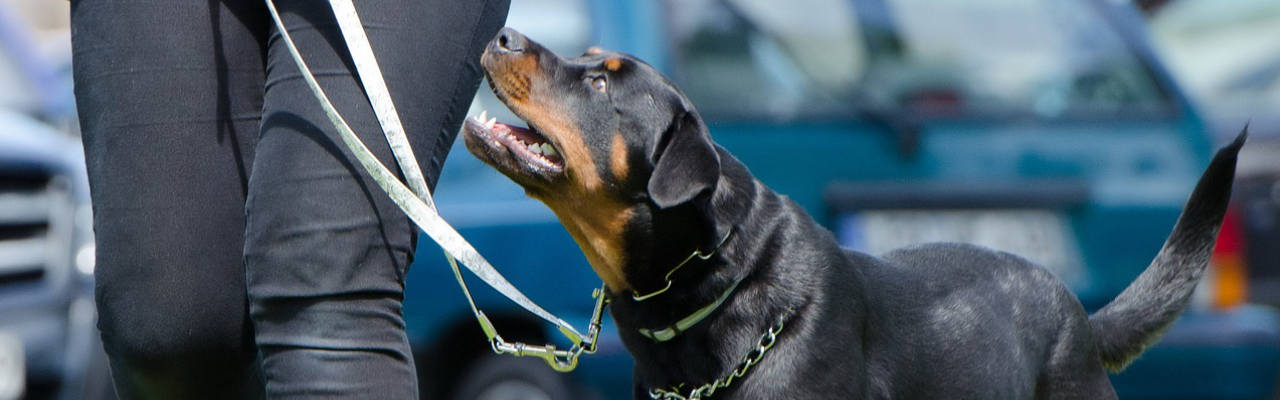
70, 1, 268, 399
245, 1, 508, 398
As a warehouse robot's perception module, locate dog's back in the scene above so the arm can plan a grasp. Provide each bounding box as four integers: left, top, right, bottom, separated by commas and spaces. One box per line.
857, 243, 1107, 398
852, 130, 1246, 399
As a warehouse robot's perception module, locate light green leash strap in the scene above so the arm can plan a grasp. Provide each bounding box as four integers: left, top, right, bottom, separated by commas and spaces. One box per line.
263, 0, 583, 341
323, 1, 507, 346
326, 0, 431, 202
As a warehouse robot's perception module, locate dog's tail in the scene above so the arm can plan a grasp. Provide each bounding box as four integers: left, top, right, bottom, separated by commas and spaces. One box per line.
1087, 129, 1246, 372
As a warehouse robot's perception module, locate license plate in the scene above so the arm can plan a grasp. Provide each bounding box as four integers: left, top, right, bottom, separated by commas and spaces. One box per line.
0, 332, 22, 400
836, 209, 1083, 285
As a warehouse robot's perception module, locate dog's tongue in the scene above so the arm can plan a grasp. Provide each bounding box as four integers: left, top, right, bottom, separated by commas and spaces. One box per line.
491, 121, 562, 162
472, 111, 563, 164
501, 123, 546, 146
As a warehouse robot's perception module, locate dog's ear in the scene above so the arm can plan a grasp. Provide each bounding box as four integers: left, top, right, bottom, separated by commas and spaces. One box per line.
648, 110, 720, 209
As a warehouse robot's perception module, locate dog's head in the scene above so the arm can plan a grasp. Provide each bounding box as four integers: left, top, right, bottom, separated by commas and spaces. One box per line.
463, 28, 722, 292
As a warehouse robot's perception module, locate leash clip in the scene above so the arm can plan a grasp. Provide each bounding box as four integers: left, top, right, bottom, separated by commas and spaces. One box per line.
476, 285, 610, 372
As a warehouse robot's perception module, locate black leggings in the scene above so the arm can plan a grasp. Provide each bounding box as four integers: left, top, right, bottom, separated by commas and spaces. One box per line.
70, 1, 508, 398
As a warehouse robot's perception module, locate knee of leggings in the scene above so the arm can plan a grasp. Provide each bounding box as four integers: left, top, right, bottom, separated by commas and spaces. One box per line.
98, 320, 264, 400
96, 294, 256, 368
95, 306, 264, 399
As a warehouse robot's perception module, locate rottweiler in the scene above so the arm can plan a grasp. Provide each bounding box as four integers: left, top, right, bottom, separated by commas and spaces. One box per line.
462, 27, 1244, 400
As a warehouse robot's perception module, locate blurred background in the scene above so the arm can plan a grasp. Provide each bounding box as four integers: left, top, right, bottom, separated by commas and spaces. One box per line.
0, 0, 1278, 399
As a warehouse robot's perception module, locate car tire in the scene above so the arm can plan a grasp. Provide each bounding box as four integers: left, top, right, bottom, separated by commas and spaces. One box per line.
448, 354, 574, 400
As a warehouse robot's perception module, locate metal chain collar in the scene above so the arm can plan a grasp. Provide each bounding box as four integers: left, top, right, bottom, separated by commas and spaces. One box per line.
633, 228, 735, 301
648, 309, 795, 400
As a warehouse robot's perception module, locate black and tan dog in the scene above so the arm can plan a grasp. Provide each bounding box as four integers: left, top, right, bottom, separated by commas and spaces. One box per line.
462, 28, 1244, 400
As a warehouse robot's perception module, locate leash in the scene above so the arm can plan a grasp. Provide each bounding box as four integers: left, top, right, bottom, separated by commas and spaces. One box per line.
648, 308, 796, 400
263, 0, 606, 371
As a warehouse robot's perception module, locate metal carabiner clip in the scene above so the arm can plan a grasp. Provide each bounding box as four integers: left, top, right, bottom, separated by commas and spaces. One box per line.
473, 284, 609, 372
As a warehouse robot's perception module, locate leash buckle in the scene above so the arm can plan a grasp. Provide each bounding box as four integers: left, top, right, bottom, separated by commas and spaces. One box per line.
490, 338, 580, 372
473, 284, 610, 372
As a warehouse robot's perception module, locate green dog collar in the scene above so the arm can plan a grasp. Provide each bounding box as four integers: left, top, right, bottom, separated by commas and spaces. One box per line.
637, 278, 742, 342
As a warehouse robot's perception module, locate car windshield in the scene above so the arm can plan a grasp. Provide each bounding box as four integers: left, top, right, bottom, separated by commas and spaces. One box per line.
665, 0, 1176, 121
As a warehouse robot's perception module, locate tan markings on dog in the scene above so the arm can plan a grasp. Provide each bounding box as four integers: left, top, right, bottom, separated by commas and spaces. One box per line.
494, 96, 628, 287
485, 51, 539, 101
507, 101, 604, 190
604, 58, 623, 72
500, 76, 527, 101
610, 133, 629, 182
487, 53, 605, 190
537, 192, 634, 291
495, 71, 532, 101
586, 46, 605, 56
485, 48, 629, 288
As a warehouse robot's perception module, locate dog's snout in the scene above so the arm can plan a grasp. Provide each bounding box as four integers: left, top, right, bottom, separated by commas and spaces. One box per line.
494, 27, 527, 54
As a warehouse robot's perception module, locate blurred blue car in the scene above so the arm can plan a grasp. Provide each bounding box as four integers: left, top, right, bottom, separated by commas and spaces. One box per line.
0, 4, 108, 400
405, 0, 1280, 399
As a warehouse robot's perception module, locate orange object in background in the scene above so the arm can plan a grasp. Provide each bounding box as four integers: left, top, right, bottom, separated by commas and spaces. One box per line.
1211, 206, 1248, 309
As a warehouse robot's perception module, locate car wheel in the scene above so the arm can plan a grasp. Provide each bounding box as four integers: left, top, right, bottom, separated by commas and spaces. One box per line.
448, 355, 574, 400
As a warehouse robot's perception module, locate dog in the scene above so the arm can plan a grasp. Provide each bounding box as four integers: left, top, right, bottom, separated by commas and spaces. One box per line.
462, 27, 1244, 399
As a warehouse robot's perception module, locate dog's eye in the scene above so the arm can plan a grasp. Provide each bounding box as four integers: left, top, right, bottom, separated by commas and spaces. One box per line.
590, 76, 607, 93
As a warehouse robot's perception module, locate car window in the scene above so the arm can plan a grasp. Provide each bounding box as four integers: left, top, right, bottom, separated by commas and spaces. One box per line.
1149, 0, 1280, 129
665, 0, 868, 120
665, 0, 1175, 121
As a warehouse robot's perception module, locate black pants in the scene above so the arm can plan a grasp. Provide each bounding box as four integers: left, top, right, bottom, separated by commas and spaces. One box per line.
70, 1, 508, 398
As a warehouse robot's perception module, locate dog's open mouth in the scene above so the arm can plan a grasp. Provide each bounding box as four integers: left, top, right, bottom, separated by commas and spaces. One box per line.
463, 110, 565, 177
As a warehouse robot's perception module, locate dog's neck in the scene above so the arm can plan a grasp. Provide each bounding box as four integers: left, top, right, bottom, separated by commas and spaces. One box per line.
610, 148, 756, 316
609, 147, 831, 389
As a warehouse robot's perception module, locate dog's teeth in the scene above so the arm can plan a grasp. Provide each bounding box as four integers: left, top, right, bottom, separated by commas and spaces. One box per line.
528, 143, 542, 154
478, 110, 488, 122
541, 143, 557, 156
486, 117, 498, 129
